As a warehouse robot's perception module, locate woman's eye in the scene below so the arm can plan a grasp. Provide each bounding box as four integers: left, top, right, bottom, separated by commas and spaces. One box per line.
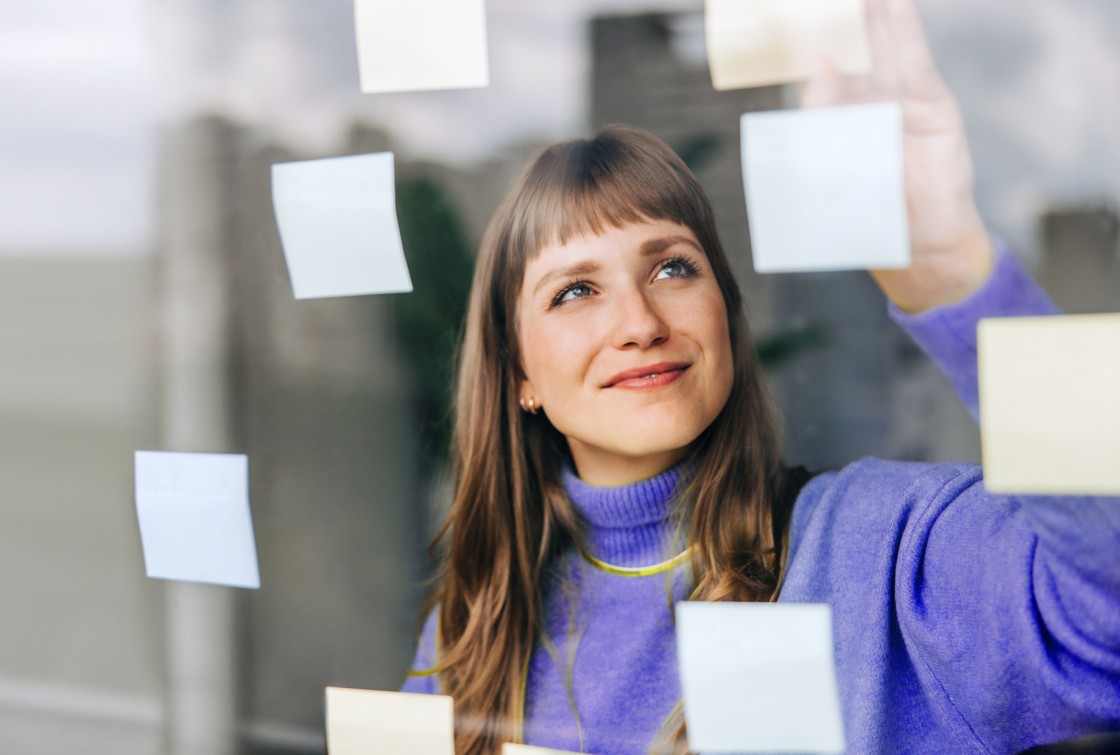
554, 283, 593, 306
655, 258, 697, 280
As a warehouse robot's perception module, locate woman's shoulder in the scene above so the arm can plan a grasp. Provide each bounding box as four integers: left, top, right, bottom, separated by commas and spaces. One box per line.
791, 458, 988, 542
783, 458, 1003, 600
805, 457, 983, 498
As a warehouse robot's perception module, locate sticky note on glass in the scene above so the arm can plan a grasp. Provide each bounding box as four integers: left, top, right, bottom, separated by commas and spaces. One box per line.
134, 451, 259, 589
271, 153, 412, 300
676, 602, 845, 753
326, 687, 454, 755
705, 0, 871, 90
979, 314, 1120, 495
742, 102, 909, 273
354, 0, 489, 93
503, 745, 580, 755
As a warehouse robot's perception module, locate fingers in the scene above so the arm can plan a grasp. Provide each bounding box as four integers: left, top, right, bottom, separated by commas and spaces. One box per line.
799, 54, 843, 108
885, 0, 949, 99
864, 0, 902, 95
801, 0, 950, 110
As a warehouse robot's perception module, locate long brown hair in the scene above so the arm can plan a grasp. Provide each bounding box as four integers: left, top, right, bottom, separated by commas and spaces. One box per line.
426, 125, 789, 754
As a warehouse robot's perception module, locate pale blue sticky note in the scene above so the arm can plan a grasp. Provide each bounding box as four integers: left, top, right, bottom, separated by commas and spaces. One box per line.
134, 451, 260, 589
354, 0, 489, 93
676, 602, 845, 753
742, 102, 909, 273
271, 152, 413, 300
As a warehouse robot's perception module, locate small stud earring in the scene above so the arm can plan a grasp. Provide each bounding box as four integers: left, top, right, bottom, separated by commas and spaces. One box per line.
519, 397, 541, 415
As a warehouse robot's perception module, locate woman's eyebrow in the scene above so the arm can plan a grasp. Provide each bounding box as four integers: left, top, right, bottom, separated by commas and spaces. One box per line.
531, 260, 600, 296
639, 235, 702, 257
530, 236, 701, 296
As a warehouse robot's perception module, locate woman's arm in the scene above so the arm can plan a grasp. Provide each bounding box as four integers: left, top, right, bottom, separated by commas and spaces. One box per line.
879, 246, 1120, 747
902, 469, 1120, 749
787, 456, 1120, 752
888, 240, 1058, 420
794, 5, 1120, 748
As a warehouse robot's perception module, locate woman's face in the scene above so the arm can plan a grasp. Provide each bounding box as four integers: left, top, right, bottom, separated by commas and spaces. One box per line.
516, 218, 734, 486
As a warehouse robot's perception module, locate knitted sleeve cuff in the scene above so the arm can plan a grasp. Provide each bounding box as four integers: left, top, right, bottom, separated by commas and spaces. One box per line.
887, 238, 1060, 418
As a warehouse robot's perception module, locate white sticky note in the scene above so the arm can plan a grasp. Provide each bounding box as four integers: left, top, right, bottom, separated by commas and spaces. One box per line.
742, 102, 909, 273
502, 745, 580, 755
979, 314, 1120, 495
705, 0, 872, 90
134, 451, 259, 589
326, 687, 454, 755
272, 153, 413, 300
676, 602, 845, 753
354, 0, 489, 93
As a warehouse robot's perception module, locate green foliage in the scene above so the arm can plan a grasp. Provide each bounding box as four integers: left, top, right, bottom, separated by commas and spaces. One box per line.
755, 322, 828, 370
391, 175, 475, 463
673, 132, 723, 174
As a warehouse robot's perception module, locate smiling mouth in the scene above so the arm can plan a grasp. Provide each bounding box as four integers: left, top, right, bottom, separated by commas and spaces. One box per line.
604, 362, 690, 390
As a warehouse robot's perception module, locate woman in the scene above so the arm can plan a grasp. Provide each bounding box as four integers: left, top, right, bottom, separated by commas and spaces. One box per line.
402, 1, 1120, 753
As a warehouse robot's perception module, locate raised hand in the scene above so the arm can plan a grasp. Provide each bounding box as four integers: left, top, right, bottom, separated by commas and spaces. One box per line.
800, 0, 994, 313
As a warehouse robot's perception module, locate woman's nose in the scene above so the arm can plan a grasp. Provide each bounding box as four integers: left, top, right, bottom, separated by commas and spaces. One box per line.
612, 288, 669, 349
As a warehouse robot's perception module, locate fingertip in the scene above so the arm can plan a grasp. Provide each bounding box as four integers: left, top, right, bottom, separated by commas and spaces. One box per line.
888, 0, 922, 27
812, 52, 838, 80
800, 54, 840, 109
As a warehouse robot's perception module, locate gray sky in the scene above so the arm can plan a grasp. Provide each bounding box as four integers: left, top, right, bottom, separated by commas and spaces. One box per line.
1, 0, 1117, 257
0, 0, 155, 255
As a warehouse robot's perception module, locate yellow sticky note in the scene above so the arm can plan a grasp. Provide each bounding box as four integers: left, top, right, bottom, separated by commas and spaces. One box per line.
325, 687, 454, 755
705, 0, 872, 90
503, 745, 580, 755
354, 0, 489, 93
979, 314, 1120, 495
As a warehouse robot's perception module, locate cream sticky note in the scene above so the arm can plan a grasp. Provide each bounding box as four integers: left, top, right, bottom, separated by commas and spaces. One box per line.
502, 745, 580, 755
979, 314, 1120, 495
326, 687, 454, 755
742, 102, 909, 273
354, 0, 489, 93
271, 153, 413, 300
705, 0, 872, 90
676, 602, 845, 753
135, 451, 260, 589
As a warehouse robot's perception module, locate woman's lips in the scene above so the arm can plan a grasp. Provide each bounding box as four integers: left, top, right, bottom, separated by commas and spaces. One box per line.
603, 363, 690, 390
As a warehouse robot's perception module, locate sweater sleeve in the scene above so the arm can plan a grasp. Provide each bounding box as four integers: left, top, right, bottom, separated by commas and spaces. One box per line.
399, 608, 440, 695
887, 239, 1059, 420
906, 470, 1120, 750
787, 458, 1120, 752
879, 242, 1120, 747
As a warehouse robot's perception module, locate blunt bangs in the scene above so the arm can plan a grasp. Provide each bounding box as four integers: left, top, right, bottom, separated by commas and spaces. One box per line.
505, 126, 713, 263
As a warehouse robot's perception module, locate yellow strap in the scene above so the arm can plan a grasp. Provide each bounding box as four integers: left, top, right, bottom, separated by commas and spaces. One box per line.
404, 666, 440, 678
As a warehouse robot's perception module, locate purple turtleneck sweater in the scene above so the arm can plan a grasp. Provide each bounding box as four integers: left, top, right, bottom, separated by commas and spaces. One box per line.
402, 248, 1120, 753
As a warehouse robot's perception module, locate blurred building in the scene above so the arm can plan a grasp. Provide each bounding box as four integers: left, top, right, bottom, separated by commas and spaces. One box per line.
161, 116, 430, 753
1041, 203, 1120, 314
0, 257, 163, 753
0, 116, 434, 755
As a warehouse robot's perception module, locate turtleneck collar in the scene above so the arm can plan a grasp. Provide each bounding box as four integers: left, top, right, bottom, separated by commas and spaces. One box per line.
561, 462, 688, 568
